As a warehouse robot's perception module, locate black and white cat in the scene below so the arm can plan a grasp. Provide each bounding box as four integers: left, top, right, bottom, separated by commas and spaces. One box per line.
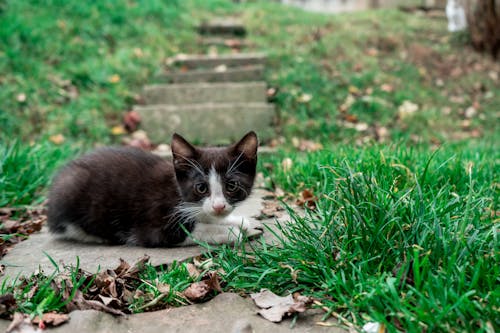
47, 131, 262, 247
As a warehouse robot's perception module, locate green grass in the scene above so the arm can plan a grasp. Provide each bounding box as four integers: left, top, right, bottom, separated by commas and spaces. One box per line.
130, 262, 196, 312
0, 259, 203, 317
0, 142, 76, 207
0, 258, 92, 319
213, 142, 499, 332
0, 0, 190, 144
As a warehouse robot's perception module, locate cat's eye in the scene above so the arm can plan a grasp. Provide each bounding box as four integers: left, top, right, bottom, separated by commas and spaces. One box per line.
194, 183, 208, 194
226, 180, 239, 192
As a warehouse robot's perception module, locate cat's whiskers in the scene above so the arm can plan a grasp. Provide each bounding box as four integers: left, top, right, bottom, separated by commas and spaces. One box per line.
176, 203, 204, 219
173, 154, 205, 176
226, 152, 245, 176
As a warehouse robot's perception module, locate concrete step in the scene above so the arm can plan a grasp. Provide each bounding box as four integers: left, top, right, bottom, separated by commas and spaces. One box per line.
134, 102, 275, 144
197, 18, 246, 37
157, 65, 264, 83
142, 81, 267, 105
199, 37, 251, 49
170, 53, 266, 69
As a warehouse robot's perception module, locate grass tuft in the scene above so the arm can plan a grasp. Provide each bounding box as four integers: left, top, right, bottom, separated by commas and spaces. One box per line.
213, 143, 499, 332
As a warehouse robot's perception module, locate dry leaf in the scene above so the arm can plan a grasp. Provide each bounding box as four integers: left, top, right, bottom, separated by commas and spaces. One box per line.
297, 93, 312, 103
339, 94, 355, 112
224, 39, 243, 48
205, 271, 222, 293
281, 158, 293, 172
362, 322, 386, 333
123, 111, 141, 132
114, 258, 131, 277
266, 87, 277, 98
344, 114, 358, 123
183, 281, 210, 301
0, 294, 16, 317
111, 126, 126, 135
250, 289, 311, 323
296, 189, 317, 210
214, 65, 227, 72
366, 47, 379, 56
133, 48, 143, 58
380, 83, 394, 92
464, 106, 477, 118
122, 130, 152, 150
185, 263, 201, 279
348, 85, 361, 95
6, 313, 35, 333
49, 134, 65, 145
259, 200, 284, 219
108, 74, 120, 83
292, 138, 323, 152
1, 220, 20, 233
16, 93, 27, 103
398, 100, 419, 118
32, 312, 69, 327
156, 283, 171, 294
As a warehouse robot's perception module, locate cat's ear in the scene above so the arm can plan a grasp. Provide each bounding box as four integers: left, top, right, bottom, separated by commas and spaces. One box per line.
171, 133, 197, 163
232, 131, 258, 160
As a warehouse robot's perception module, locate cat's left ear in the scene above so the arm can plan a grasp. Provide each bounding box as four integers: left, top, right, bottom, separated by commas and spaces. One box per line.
232, 131, 258, 160
171, 133, 198, 165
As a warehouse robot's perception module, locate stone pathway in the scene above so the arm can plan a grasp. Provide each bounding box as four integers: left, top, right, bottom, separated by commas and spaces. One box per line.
134, 17, 275, 145
0, 293, 345, 333
0, 189, 280, 280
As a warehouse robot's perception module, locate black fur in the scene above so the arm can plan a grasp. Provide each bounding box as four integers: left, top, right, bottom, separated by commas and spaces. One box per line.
47, 132, 258, 247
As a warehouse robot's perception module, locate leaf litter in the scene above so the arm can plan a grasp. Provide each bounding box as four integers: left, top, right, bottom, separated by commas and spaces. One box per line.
0, 255, 224, 330
0, 207, 45, 260
250, 289, 312, 323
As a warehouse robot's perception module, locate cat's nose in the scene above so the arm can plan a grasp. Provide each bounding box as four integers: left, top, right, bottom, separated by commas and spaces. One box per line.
212, 203, 226, 214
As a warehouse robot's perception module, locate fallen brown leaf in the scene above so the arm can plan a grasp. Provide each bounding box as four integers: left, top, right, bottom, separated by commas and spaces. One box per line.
205, 271, 222, 293
123, 111, 141, 132
0, 294, 16, 317
49, 134, 65, 145
292, 138, 323, 152
32, 312, 69, 327
250, 289, 311, 323
296, 189, 317, 210
6, 313, 32, 333
185, 263, 201, 279
183, 281, 210, 301
0, 208, 46, 259
258, 200, 285, 219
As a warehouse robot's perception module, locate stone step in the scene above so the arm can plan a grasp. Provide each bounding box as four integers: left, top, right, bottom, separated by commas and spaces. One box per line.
199, 37, 251, 49
170, 53, 266, 69
197, 18, 246, 37
157, 65, 264, 83
142, 81, 267, 105
134, 102, 275, 144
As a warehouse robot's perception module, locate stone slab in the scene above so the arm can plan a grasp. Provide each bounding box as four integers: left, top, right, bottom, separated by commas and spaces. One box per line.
158, 65, 264, 83
143, 81, 267, 105
0, 189, 278, 280
134, 102, 275, 144
197, 18, 246, 36
0, 293, 346, 333
170, 53, 266, 69
199, 37, 251, 49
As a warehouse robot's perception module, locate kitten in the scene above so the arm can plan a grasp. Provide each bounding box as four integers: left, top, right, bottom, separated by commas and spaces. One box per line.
47, 131, 262, 247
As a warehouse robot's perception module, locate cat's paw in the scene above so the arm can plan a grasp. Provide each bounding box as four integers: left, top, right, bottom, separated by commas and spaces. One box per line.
244, 225, 264, 239
228, 215, 263, 231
